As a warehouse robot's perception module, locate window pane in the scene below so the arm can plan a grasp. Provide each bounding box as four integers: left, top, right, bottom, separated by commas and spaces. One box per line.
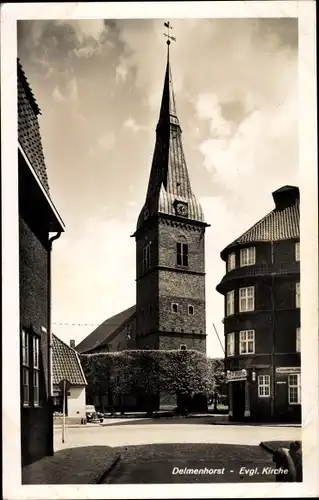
177, 243, 181, 254
183, 255, 188, 267
177, 254, 182, 265
23, 367, 29, 405
183, 244, 188, 255
22, 330, 29, 366
33, 371, 39, 405
240, 331, 246, 340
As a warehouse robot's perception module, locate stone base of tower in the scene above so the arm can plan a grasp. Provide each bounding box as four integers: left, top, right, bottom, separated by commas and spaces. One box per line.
158, 333, 206, 353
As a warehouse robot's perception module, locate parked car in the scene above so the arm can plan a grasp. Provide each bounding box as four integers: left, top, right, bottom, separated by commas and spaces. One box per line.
85, 405, 103, 423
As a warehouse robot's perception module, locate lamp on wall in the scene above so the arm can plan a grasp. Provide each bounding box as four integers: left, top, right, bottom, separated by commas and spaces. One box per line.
252, 369, 256, 382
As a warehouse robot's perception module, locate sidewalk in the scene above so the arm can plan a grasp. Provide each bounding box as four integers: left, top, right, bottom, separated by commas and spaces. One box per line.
22, 446, 120, 484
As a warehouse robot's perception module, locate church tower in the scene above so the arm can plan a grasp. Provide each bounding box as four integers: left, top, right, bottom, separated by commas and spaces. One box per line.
132, 36, 209, 353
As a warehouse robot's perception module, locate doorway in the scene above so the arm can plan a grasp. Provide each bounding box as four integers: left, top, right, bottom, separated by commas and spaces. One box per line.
232, 381, 245, 421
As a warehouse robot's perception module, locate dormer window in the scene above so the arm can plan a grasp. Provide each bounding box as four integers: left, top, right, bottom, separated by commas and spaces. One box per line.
227, 253, 236, 272
295, 242, 300, 261
240, 247, 256, 267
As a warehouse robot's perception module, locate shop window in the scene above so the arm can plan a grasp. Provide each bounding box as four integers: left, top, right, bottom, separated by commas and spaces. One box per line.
258, 375, 270, 397
288, 374, 301, 404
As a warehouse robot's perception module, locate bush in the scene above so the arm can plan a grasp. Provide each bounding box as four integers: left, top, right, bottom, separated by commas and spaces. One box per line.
81, 350, 218, 409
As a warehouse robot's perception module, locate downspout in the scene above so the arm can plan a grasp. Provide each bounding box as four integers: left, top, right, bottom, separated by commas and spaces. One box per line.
270, 240, 276, 418
47, 231, 62, 455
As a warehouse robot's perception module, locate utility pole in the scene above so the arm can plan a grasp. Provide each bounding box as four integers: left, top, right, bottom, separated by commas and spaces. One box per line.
213, 323, 225, 354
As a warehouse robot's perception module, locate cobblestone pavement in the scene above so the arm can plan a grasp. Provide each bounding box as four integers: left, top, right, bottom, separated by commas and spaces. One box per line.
54, 420, 301, 452
103, 443, 278, 483
22, 446, 120, 484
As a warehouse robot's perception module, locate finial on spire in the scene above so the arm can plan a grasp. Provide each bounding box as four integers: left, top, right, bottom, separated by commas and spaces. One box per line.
163, 21, 176, 46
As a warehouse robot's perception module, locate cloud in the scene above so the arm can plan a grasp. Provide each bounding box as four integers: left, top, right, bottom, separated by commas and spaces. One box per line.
115, 57, 130, 83
52, 76, 78, 104
123, 117, 147, 133
89, 132, 116, 156
18, 18, 298, 357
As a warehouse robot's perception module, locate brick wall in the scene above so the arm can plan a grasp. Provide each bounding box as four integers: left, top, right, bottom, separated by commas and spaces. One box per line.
220, 239, 300, 422
19, 215, 51, 466
136, 217, 207, 352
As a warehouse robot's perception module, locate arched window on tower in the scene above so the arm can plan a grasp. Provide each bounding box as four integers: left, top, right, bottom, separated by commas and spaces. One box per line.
176, 235, 188, 267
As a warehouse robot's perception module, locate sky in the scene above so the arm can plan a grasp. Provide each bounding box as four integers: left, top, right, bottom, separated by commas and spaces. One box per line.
17, 18, 299, 358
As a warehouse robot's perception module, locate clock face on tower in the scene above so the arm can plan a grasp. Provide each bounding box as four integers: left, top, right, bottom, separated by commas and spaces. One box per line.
175, 202, 188, 217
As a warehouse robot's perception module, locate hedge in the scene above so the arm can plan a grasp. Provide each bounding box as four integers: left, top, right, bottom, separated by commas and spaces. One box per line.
80, 350, 222, 399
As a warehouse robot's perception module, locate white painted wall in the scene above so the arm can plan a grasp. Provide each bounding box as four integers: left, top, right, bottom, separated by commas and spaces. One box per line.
67, 386, 86, 418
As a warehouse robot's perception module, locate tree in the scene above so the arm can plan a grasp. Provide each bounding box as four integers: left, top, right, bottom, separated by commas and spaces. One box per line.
80, 350, 218, 414
207, 358, 227, 409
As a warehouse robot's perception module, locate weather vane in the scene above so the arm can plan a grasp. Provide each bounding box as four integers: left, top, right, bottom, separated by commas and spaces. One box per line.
163, 21, 176, 45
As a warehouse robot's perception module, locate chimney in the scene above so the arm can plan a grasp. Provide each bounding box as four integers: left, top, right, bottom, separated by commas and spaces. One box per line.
70, 339, 76, 349
272, 186, 299, 210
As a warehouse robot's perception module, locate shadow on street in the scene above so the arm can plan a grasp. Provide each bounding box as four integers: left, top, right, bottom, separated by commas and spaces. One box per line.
103, 442, 279, 484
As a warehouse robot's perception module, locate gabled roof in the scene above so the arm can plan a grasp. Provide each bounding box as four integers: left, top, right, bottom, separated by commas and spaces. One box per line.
135, 45, 206, 233
18, 59, 50, 194
52, 334, 87, 386
221, 186, 299, 258
75, 305, 136, 354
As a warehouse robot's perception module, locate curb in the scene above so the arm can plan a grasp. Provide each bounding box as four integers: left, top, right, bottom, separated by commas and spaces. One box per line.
94, 453, 121, 484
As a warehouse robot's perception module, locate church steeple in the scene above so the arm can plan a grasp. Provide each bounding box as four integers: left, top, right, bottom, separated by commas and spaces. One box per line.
135, 35, 206, 233
133, 25, 208, 357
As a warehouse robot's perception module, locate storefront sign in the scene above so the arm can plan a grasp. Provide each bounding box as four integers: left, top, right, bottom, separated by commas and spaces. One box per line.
226, 369, 247, 383
276, 367, 301, 374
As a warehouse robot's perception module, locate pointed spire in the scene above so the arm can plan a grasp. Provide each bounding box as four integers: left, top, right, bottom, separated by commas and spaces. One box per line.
134, 25, 206, 234
158, 41, 179, 128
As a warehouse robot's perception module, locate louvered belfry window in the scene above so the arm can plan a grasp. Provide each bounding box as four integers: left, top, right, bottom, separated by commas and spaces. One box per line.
176, 241, 188, 267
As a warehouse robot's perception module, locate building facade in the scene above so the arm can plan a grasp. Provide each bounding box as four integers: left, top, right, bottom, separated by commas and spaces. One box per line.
216, 186, 301, 423
18, 60, 64, 466
52, 335, 87, 423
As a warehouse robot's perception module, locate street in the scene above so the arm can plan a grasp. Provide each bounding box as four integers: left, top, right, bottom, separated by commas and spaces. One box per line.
54, 418, 301, 483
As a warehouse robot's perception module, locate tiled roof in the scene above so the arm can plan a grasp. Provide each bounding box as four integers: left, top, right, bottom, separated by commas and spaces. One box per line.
18, 60, 50, 194
75, 305, 136, 354
222, 186, 299, 256
135, 50, 206, 232
52, 334, 87, 386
